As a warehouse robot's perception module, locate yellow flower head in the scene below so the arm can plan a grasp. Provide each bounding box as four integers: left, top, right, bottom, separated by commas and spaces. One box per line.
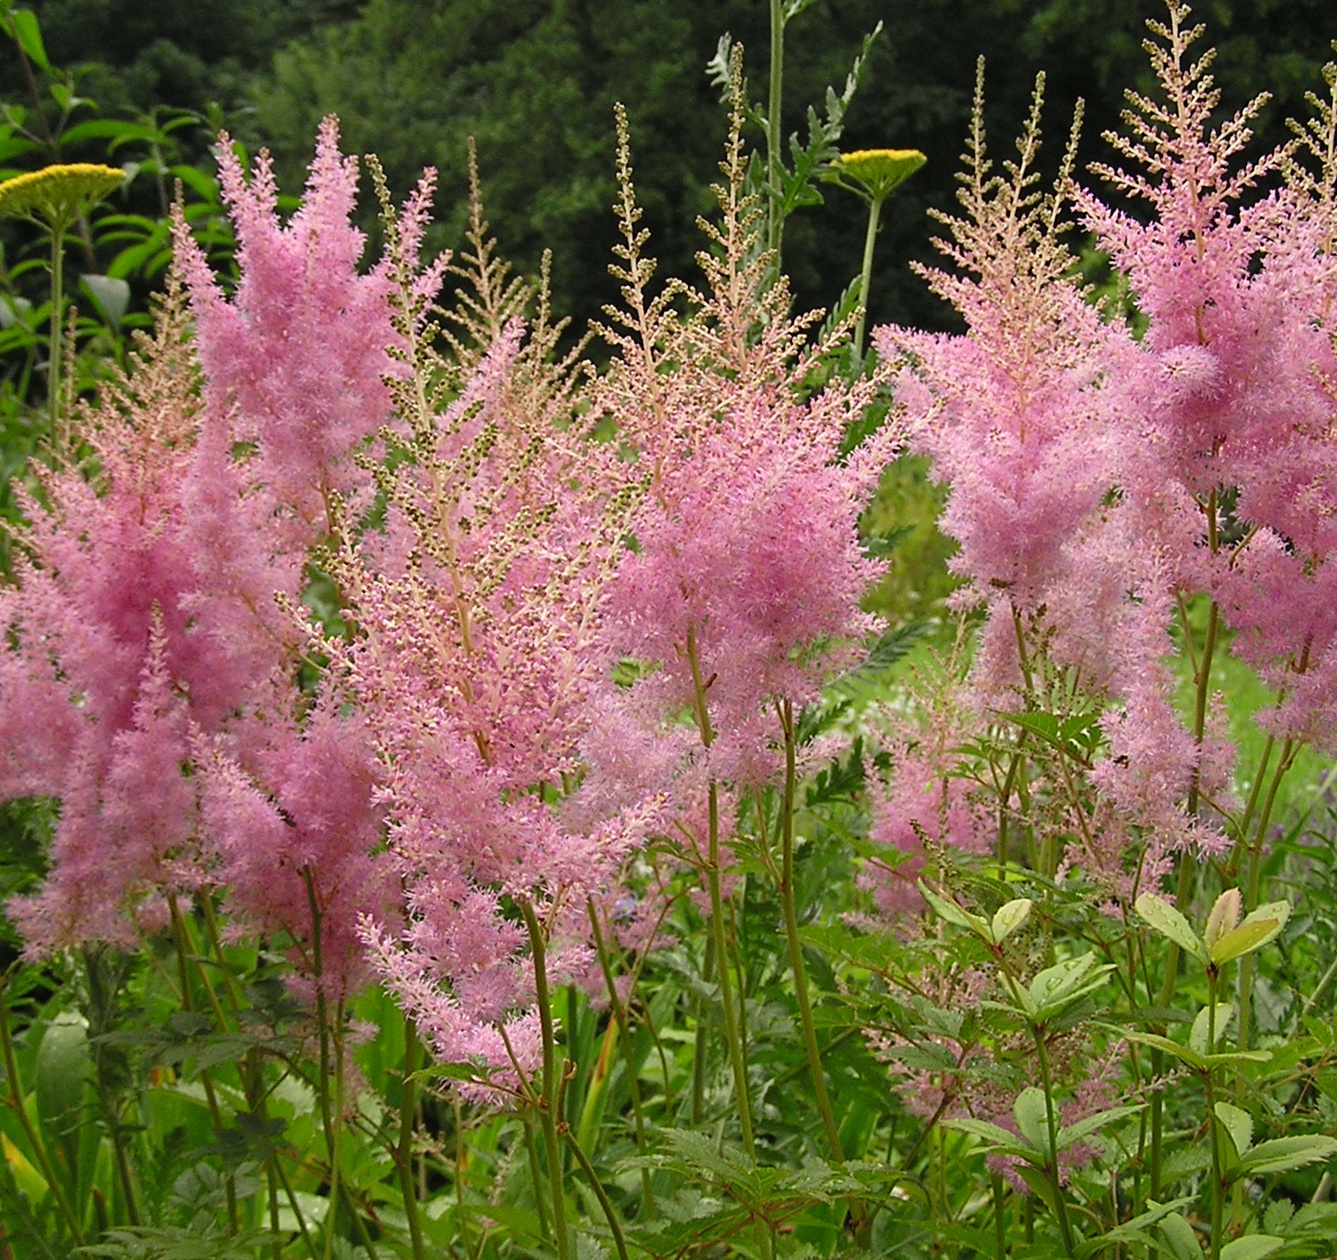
0, 163, 124, 231
827, 148, 926, 204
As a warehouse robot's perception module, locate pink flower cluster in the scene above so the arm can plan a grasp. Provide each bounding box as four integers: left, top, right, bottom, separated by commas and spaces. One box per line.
1, 120, 418, 999
875, 8, 1337, 890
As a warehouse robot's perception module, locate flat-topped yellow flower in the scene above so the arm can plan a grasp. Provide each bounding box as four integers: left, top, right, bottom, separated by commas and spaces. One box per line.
827, 148, 926, 204
824, 148, 926, 361
0, 162, 124, 231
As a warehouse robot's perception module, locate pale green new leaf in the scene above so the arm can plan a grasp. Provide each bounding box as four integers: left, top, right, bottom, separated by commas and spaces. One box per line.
942, 1117, 1033, 1161
1214, 1101, 1253, 1165
1210, 901, 1290, 965
1218, 1236, 1285, 1260
1079, 1198, 1196, 1256
1013, 1087, 1051, 1155
1159, 1211, 1204, 1260
1121, 1029, 1207, 1071
1135, 894, 1208, 964
1056, 1103, 1146, 1151
918, 882, 988, 933
1029, 953, 1113, 1019
991, 897, 1032, 944
1189, 1003, 1235, 1055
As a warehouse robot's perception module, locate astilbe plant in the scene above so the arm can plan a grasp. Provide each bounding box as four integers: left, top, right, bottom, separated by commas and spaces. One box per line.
857, 6, 1337, 1255
339, 164, 643, 1085
0, 119, 435, 1003
874, 5, 1337, 905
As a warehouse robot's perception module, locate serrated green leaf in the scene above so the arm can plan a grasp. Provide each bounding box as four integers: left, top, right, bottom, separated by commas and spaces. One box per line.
1136, 894, 1208, 964
1238, 1135, 1337, 1177
1261, 1199, 1293, 1234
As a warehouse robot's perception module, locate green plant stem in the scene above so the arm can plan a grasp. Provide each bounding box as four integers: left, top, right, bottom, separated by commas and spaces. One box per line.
704, 779, 757, 1158
1033, 1025, 1078, 1258
398, 1020, 428, 1260
992, 1171, 1007, 1260
167, 896, 238, 1235
767, 0, 784, 258
776, 700, 843, 1163
853, 194, 882, 361
302, 868, 344, 1260
563, 1127, 631, 1260
685, 624, 758, 1162
273, 1154, 320, 1260
588, 900, 654, 1214
1238, 737, 1296, 1052
523, 1115, 552, 1246
692, 929, 713, 1127
0, 968, 85, 1245
47, 225, 65, 441
520, 900, 572, 1260
1206, 970, 1224, 1260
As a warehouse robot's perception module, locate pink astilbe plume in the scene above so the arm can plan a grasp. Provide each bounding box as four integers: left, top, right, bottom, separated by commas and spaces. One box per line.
875, 6, 1337, 892
338, 176, 644, 1083
2, 125, 425, 995
2, 278, 208, 952
167, 124, 436, 997
575, 97, 901, 844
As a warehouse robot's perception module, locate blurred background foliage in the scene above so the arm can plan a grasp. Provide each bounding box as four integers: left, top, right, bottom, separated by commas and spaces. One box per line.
4, 0, 1334, 340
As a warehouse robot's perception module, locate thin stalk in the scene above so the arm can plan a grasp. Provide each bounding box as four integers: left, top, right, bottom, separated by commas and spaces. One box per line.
455, 1100, 477, 1259
776, 700, 843, 1162
1033, 1027, 1078, 1258
852, 195, 882, 361
301, 868, 343, 1260
992, 1171, 1007, 1260
397, 1021, 428, 1260
564, 1128, 631, 1260
684, 624, 757, 1157
167, 897, 237, 1234
705, 779, 757, 1157
1238, 737, 1296, 1053
195, 899, 288, 1256
588, 900, 654, 1214
767, 0, 784, 257
47, 225, 65, 441
524, 1116, 552, 1245
519, 900, 572, 1260
691, 930, 714, 1126
1206, 970, 1225, 1260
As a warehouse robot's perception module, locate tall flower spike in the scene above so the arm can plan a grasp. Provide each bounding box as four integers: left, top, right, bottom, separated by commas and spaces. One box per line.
339, 171, 642, 1084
